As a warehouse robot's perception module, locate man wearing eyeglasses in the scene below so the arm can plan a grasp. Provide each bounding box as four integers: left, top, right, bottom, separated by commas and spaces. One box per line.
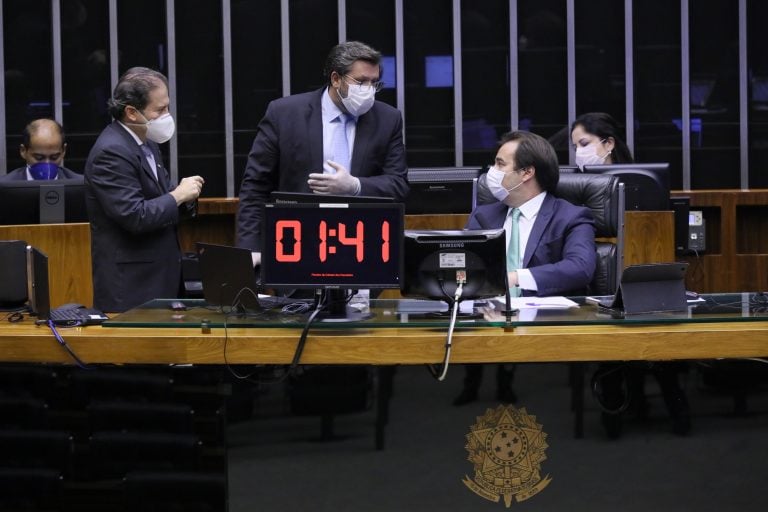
236, 40, 408, 262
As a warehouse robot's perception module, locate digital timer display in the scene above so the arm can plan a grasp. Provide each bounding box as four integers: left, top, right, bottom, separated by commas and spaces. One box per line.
261, 202, 404, 288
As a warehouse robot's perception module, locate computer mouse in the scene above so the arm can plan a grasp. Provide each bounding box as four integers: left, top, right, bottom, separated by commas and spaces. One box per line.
169, 301, 187, 311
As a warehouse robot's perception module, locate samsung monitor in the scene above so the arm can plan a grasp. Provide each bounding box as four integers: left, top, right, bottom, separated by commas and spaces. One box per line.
582, 163, 670, 211
0, 178, 87, 224
400, 229, 508, 305
261, 201, 404, 320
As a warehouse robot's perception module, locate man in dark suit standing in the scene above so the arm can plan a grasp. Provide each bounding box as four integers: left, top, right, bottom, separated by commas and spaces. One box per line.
1, 119, 81, 181
84, 67, 204, 312
453, 130, 596, 405
236, 41, 408, 263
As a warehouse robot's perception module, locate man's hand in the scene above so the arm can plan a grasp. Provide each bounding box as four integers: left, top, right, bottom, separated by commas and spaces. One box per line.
251, 251, 261, 268
307, 160, 360, 195
507, 270, 519, 287
171, 175, 205, 205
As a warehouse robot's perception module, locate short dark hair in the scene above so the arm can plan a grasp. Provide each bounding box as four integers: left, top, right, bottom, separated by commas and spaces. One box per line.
498, 131, 560, 193
322, 41, 382, 86
21, 118, 65, 148
571, 112, 634, 164
107, 67, 169, 120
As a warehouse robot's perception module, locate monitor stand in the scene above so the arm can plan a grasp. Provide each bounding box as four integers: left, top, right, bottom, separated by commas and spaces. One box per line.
316, 289, 374, 323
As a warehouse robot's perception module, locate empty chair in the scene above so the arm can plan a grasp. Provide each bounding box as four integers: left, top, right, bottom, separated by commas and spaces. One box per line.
0, 429, 74, 475
0, 467, 62, 511
0, 397, 49, 428
88, 431, 201, 479
123, 470, 227, 512
87, 400, 194, 434
68, 368, 174, 407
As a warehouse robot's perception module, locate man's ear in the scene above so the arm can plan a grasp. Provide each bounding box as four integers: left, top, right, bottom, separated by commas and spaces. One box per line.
19, 144, 27, 160
61, 142, 68, 160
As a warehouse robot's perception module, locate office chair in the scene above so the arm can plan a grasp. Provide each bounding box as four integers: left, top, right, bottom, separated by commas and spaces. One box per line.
477, 172, 625, 437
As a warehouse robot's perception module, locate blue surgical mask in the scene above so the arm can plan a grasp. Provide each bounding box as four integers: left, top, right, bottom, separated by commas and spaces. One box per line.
28, 162, 59, 180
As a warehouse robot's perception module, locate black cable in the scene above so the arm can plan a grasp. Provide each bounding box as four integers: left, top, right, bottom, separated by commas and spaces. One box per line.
221, 288, 327, 384
46, 319, 92, 370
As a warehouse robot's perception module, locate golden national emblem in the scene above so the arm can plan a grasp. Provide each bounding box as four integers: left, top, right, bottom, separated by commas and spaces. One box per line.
462, 404, 551, 507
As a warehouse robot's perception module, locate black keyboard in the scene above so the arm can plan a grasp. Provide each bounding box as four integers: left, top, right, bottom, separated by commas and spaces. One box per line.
48, 307, 109, 325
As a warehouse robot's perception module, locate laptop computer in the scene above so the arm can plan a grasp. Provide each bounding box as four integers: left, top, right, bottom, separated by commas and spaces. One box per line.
586, 262, 689, 314
196, 242, 261, 311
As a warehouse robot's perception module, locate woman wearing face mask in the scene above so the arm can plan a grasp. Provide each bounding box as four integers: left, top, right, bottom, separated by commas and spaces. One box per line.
571, 112, 691, 439
570, 112, 633, 170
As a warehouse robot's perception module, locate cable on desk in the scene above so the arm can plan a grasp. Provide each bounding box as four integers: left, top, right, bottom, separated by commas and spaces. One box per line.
427, 280, 463, 382
46, 319, 92, 370
221, 289, 327, 384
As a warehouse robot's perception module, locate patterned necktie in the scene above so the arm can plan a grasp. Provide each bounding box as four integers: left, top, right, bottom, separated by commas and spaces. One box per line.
140, 144, 158, 181
507, 208, 521, 297
330, 113, 351, 173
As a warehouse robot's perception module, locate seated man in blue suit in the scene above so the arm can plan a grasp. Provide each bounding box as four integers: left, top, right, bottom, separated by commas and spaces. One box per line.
1, 119, 81, 181
454, 130, 596, 406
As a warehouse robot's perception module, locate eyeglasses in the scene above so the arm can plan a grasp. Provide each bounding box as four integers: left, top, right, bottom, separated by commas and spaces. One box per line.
344, 74, 384, 93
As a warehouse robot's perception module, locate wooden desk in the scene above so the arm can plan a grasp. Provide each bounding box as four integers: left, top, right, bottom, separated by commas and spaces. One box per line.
2, 319, 767, 365
0, 223, 93, 307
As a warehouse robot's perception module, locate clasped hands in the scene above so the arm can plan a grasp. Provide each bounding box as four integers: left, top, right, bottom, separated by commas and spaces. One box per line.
307, 160, 360, 195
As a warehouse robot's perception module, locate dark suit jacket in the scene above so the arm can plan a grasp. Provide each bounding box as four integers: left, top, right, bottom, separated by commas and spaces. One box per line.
1, 166, 82, 181
84, 121, 183, 312
466, 193, 596, 296
236, 89, 409, 251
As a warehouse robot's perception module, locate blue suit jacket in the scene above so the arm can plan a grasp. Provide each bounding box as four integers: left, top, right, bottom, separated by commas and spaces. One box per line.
84, 121, 184, 312
236, 89, 409, 251
466, 194, 596, 296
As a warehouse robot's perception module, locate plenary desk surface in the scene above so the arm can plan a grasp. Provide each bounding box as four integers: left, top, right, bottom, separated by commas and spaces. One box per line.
2, 294, 768, 365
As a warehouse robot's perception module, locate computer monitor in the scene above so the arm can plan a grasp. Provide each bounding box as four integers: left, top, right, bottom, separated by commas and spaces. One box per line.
582, 163, 670, 211
400, 229, 508, 305
406, 167, 480, 214
261, 201, 404, 320
0, 178, 88, 224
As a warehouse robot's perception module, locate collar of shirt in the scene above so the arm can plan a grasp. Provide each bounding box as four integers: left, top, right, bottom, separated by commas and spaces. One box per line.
321, 87, 345, 124
118, 120, 145, 147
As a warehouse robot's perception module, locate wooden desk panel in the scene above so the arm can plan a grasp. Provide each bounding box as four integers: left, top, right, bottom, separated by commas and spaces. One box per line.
0, 223, 93, 307
3, 320, 767, 365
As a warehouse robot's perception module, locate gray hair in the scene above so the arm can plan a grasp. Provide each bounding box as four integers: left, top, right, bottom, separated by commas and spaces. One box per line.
107, 67, 168, 120
322, 41, 382, 85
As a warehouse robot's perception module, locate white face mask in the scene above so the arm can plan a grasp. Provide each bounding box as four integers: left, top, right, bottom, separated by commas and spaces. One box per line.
340, 83, 376, 117
575, 141, 608, 169
130, 110, 176, 144
486, 166, 525, 202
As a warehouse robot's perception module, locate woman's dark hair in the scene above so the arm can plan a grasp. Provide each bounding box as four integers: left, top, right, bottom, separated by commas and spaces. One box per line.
107, 67, 168, 120
571, 112, 634, 164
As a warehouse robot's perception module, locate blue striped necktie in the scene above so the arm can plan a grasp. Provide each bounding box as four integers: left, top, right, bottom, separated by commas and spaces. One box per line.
330, 113, 351, 173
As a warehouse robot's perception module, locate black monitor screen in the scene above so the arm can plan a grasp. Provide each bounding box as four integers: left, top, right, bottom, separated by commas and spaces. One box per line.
0, 178, 87, 225
582, 163, 670, 211
400, 229, 508, 302
261, 202, 404, 289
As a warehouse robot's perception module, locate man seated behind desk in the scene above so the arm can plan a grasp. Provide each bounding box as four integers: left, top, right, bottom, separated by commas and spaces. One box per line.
453, 130, 597, 406
1, 118, 81, 181
236, 41, 409, 264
